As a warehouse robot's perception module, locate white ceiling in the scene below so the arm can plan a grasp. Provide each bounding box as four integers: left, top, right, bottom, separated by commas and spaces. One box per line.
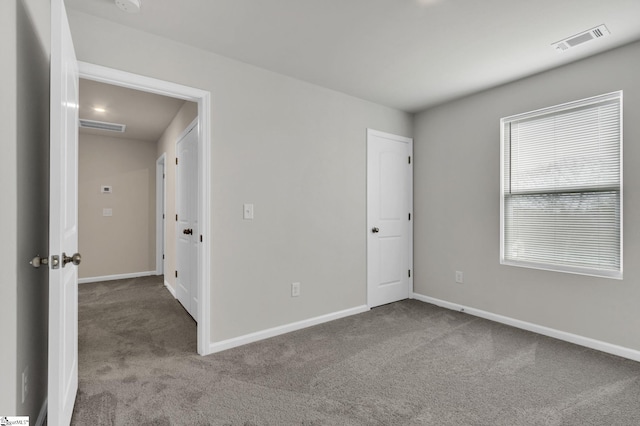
79, 79, 187, 141
67, 0, 640, 113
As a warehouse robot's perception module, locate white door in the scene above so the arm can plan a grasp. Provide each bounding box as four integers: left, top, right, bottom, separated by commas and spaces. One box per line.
49, 0, 80, 424
367, 129, 413, 308
176, 125, 199, 319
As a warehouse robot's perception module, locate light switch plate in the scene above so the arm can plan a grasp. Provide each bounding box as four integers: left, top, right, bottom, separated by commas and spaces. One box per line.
243, 204, 254, 220
291, 282, 301, 297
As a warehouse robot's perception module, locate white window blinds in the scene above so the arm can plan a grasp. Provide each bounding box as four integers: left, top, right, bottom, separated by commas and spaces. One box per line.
500, 91, 622, 279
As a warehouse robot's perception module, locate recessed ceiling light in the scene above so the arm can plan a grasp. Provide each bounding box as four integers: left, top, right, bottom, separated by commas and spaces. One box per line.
93, 107, 106, 113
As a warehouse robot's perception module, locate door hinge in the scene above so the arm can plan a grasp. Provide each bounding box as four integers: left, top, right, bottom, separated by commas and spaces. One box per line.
176, 158, 178, 165
200, 235, 203, 242
176, 214, 178, 221
163, 173, 165, 179
408, 156, 411, 164
162, 254, 165, 260
408, 213, 411, 220
162, 214, 165, 219
408, 269, 411, 278
175, 270, 178, 278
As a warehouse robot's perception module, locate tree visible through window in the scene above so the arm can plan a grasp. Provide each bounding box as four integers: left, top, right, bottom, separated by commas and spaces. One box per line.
500, 91, 622, 279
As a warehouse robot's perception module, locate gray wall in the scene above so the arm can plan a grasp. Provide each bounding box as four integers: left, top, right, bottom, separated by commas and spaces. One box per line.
413, 40, 640, 351
16, 0, 50, 418
0, 0, 50, 419
0, 0, 19, 414
79, 134, 158, 279
67, 11, 413, 343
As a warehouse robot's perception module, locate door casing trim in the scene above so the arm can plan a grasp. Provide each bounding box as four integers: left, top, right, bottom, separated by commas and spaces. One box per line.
78, 61, 212, 356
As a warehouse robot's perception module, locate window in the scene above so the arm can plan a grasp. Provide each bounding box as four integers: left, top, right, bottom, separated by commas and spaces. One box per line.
500, 91, 622, 279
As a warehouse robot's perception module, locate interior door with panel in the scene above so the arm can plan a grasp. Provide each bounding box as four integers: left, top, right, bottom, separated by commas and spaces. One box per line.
367, 129, 413, 308
175, 124, 199, 320
49, 0, 80, 424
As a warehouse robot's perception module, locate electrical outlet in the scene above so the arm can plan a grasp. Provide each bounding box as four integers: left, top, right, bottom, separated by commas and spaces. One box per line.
291, 282, 301, 297
455, 271, 464, 284
22, 366, 29, 403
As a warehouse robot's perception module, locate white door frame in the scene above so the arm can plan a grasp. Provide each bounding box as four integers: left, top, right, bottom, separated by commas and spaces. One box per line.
78, 62, 212, 356
156, 153, 166, 276
366, 128, 413, 307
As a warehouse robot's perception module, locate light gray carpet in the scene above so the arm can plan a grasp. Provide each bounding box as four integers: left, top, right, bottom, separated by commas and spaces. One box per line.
72, 276, 640, 425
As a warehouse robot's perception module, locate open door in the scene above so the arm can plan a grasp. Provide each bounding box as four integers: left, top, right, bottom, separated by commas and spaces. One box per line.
49, 0, 80, 424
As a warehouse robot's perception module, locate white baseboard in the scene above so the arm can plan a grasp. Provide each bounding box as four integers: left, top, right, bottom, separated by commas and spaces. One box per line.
411, 292, 640, 363
164, 280, 176, 298
208, 305, 370, 354
36, 398, 47, 426
78, 271, 157, 284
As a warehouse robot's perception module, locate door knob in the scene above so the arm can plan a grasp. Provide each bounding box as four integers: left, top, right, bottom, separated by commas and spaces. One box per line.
62, 252, 82, 267
30, 255, 49, 268
372, 227, 380, 233
183, 228, 193, 235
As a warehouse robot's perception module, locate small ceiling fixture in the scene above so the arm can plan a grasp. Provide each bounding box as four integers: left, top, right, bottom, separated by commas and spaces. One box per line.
115, 0, 141, 14
93, 107, 106, 113
552, 24, 610, 52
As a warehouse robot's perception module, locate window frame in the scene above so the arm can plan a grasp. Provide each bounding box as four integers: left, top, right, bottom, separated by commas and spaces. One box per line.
500, 91, 623, 279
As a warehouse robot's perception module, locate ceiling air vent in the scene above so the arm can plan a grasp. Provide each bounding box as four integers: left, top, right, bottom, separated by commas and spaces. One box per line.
552, 24, 610, 52
79, 119, 126, 133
